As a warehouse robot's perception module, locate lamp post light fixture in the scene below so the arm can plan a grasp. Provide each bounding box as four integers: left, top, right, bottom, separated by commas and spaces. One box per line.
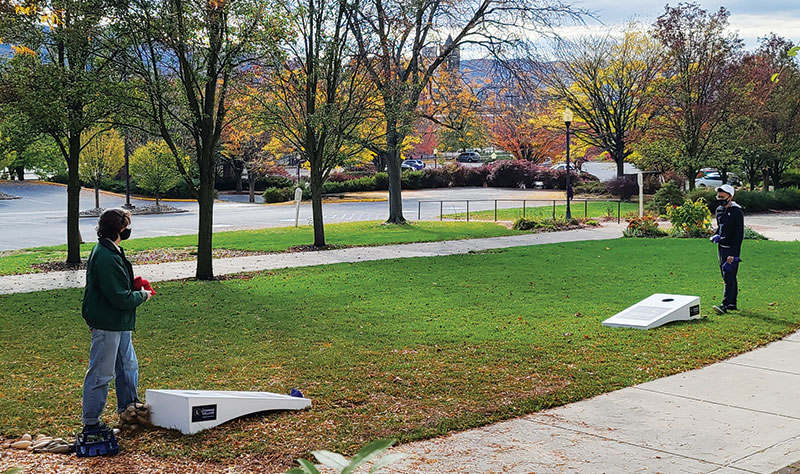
562, 107, 574, 220
433, 148, 438, 168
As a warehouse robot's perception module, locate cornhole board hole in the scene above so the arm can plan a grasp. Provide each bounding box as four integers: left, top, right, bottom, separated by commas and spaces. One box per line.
145, 389, 312, 434
602, 293, 701, 330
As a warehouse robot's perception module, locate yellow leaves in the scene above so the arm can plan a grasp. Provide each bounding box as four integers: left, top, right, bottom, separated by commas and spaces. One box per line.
14, 4, 37, 16
10, 45, 36, 57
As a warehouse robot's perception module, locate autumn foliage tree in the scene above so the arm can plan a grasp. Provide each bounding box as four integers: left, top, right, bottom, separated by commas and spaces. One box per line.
0, 0, 120, 263
652, 3, 742, 189
420, 68, 488, 153
79, 128, 125, 209
110, 0, 281, 279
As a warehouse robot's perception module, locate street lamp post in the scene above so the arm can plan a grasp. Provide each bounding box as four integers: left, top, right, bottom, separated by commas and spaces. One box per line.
433, 148, 438, 169
122, 136, 134, 210
562, 107, 573, 220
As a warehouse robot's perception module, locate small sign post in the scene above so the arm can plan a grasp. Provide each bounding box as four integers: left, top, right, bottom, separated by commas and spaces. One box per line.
637, 172, 644, 218
294, 187, 303, 228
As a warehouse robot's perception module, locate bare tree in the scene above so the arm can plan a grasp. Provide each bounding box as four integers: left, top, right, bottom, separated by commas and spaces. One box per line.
542, 27, 665, 177
344, 0, 587, 223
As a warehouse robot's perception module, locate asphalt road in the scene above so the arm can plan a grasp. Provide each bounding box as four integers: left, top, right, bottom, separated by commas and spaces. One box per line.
0, 180, 575, 250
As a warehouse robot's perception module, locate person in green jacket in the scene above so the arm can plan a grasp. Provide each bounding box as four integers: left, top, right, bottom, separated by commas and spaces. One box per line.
81, 209, 153, 432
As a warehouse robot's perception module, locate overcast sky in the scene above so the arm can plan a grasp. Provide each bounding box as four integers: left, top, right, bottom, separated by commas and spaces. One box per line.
579, 0, 800, 49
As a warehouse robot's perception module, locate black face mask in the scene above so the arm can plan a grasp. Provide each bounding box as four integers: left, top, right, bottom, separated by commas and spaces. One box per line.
120, 228, 132, 240
716, 197, 730, 208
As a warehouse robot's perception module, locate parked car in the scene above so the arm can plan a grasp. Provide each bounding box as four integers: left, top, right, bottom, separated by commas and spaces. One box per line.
549, 162, 578, 172
401, 159, 425, 170
695, 172, 740, 188
456, 151, 481, 163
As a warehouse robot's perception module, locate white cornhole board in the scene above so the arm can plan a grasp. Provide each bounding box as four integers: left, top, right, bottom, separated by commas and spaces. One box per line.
145, 389, 312, 434
602, 293, 701, 330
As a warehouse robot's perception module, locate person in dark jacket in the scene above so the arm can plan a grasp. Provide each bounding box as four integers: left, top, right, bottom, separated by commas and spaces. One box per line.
81, 209, 153, 432
710, 184, 744, 314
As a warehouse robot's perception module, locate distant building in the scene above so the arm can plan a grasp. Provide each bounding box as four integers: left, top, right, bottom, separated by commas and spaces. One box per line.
442, 35, 460, 72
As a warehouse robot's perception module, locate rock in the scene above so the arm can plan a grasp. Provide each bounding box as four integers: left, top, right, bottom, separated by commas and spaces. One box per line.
21, 434, 32, 441
11, 440, 31, 449
32, 438, 53, 449
35, 434, 47, 441
136, 415, 150, 425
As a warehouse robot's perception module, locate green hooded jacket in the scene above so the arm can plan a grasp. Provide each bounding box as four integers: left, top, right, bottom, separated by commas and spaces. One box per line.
82, 239, 146, 331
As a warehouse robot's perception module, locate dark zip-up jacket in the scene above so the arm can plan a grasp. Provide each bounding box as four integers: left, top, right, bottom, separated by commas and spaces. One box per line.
714, 202, 744, 257
82, 239, 146, 331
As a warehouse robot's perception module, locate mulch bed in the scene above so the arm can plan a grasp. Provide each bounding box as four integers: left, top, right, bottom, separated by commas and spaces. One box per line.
30, 248, 269, 273
79, 205, 188, 218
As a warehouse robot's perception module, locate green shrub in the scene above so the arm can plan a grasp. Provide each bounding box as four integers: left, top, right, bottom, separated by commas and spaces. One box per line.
743, 226, 768, 240
574, 181, 606, 195
780, 169, 800, 188
646, 181, 685, 214
262, 174, 294, 189
375, 172, 389, 190
623, 216, 667, 238
584, 219, 600, 226
666, 199, 712, 237
262, 187, 293, 203
512, 217, 578, 231
401, 170, 424, 189
322, 176, 377, 194
689, 187, 800, 213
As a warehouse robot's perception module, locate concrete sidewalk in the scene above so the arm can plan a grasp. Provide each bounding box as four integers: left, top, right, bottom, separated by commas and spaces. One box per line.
382, 332, 800, 474
0, 224, 625, 295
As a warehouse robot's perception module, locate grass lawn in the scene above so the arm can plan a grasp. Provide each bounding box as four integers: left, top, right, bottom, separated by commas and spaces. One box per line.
443, 200, 640, 221
0, 221, 522, 276
1, 238, 799, 470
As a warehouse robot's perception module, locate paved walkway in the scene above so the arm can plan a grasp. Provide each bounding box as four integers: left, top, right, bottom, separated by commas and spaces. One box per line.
381, 330, 800, 473
0, 224, 625, 295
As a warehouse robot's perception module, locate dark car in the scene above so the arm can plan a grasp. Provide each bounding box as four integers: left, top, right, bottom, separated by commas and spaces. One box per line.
401, 159, 425, 171
456, 151, 481, 163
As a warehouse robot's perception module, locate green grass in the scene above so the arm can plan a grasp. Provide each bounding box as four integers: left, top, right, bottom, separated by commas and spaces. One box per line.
0, 221, 521, 276
1, 238, 799, 470
443, 201, 639, 221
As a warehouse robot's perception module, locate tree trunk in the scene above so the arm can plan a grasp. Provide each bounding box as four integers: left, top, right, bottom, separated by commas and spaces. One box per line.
15, 167, 24, 180
614, 147, 625, 178
94, 186, 100, 209
66, 133, 82, 264
155, 193, 160, 207
310, 172, 325, 247
384, 125, 405, 224
195, 155, 215, 280
686, 169, 696, 191
234, 164, 243, 193
248, 176, 256, 203
385, 153, 405, 223
762, 168, 770, 193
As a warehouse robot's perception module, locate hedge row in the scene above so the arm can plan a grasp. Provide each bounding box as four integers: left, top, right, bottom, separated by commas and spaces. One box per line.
687, 187, 800, 213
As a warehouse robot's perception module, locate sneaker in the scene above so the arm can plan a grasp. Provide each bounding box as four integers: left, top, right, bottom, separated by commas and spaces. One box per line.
726, 306, 738, 311
82, 422, 110, 433
713, 305, 727, 314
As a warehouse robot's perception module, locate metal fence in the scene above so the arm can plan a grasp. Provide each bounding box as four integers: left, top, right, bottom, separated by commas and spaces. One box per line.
416, 199, 625, 223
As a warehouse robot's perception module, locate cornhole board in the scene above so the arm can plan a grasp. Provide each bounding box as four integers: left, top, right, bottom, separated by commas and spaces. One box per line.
145, 389, 312, 434
602, 293, 701, 330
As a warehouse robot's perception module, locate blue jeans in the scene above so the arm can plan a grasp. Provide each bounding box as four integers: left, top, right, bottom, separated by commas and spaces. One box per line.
81, 329, 139, 425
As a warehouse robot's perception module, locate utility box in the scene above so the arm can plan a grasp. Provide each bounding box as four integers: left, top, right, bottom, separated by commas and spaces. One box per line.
146, 389, 312, 435
602, 293, 701, 330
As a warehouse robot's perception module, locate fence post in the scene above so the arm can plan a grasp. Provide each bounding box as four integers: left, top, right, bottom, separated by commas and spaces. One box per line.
618, 200, 621, 224
440, 201, 443, 221
494, 200, 497, 222
523, 200, 526, 218
585, 200, 588, 218
467, 201, 470, 222
552, 200, 556, 219
418, 201, 421, 220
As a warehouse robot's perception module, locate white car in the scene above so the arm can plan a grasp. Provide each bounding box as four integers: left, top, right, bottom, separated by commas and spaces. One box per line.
695, 173, 740, 188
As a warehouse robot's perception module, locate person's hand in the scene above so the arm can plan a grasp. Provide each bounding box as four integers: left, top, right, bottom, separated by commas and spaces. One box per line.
710, 235, 720, 243
727, 256, 735, 264
144, 290, 153, 302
